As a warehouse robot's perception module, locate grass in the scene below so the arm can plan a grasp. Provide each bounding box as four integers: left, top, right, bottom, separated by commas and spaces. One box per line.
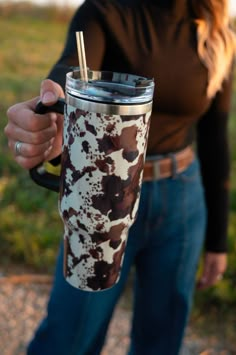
1, 3, 236, 348
0, 2, 73, 272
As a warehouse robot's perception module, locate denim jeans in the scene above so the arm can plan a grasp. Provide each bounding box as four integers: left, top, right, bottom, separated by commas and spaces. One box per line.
27, 158, 206, 355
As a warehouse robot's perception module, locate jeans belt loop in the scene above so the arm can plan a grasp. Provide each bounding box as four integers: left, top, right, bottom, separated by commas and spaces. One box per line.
168, 153, 178, 179
153, 160, 160, 180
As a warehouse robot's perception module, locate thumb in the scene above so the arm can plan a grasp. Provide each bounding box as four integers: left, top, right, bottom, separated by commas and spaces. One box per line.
40, 79, 65, 105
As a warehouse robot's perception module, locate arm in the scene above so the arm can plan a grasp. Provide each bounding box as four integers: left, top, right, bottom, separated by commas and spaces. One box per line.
5, 1, 107, 170
196, 66, 234, 288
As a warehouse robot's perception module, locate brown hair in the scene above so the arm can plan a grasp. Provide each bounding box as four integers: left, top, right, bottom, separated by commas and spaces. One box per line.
191, 0, 236, 98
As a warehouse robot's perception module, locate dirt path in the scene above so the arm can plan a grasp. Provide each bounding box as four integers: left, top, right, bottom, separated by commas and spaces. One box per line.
0, 272, 233, 355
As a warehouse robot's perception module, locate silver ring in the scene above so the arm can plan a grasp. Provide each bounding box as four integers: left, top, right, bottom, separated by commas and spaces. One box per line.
14, 141, 23, 156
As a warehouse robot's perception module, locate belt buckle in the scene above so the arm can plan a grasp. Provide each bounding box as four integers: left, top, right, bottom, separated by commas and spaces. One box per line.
153, 160, 160, 180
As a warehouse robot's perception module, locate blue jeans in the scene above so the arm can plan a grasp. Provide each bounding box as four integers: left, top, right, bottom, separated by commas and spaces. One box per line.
27, 159, 206, 355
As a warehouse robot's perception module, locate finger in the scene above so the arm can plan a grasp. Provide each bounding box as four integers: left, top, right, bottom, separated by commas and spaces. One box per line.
7, 108, 58, 135
15, 154, 48, 170
5, 119, 57, 146
216, 274, 223, 281
196, 277, 209, 290
40, 79, 65, 105
196, 265, 213, 289
197, 271, 224, 290
197, 277, 214, 290
11, 140, 53, 159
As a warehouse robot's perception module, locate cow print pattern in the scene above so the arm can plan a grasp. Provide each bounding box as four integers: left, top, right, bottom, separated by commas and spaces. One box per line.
59, 104, 151, 291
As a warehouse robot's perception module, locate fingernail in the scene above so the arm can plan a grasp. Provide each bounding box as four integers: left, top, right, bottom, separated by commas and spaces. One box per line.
42, 91, 57, 104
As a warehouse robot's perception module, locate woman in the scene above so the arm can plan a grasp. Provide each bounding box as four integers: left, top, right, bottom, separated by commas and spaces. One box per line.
5, 0, 236, 354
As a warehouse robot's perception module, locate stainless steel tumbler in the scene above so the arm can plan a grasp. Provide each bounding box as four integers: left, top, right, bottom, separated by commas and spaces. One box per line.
31, 68, 155, 291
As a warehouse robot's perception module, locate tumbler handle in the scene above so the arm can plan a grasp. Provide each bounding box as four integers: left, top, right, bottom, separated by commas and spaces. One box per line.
29, 98, 65, 192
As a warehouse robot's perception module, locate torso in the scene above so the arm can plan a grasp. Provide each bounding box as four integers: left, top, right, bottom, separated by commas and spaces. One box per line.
93, 0, 212, 154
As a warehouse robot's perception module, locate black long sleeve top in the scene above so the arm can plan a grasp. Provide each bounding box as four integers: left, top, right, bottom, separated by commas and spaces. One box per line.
47, 0, 234, 253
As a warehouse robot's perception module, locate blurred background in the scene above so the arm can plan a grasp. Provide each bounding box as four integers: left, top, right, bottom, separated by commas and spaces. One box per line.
0, 1, 236, 354
2, 0, 236, 15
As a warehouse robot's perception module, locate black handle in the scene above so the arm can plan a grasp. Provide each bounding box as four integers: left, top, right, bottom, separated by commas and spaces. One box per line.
35, 98, 65, 115
29, 98, 65, 192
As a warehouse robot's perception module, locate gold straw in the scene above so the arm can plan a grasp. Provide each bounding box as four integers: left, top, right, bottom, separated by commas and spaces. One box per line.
76, 31, 88, 82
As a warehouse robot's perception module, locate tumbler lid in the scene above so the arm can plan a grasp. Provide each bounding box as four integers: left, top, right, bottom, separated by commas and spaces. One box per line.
66, 69, 155, 104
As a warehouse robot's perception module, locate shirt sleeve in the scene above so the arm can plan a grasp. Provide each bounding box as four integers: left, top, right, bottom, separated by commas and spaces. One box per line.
196, 65, 234, 253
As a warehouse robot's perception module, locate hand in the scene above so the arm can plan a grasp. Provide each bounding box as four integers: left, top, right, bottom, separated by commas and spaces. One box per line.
197, 252, 227, 290
4, 79, 64, 170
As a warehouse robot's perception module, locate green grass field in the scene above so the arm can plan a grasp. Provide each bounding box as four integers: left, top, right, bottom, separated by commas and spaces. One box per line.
0, 3, 236, 346
0, 3, 72, 271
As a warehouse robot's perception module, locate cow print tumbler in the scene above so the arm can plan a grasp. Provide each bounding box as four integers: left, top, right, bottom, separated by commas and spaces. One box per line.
59, 70, 154, 291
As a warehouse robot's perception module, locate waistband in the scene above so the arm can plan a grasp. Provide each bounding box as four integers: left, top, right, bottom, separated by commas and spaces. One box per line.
143, 146, 195, 181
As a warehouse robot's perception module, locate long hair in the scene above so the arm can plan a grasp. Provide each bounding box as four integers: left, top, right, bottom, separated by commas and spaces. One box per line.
191, 0, 236, 98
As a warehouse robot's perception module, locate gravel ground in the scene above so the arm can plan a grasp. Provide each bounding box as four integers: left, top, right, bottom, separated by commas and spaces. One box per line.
0, 271, 234, 355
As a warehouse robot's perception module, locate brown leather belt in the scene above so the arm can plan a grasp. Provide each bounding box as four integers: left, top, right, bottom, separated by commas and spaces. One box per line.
143, 146, 194, 181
